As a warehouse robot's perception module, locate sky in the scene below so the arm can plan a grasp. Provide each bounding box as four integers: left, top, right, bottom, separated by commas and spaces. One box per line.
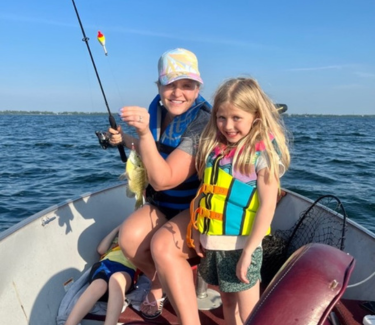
0, 0, 374, 115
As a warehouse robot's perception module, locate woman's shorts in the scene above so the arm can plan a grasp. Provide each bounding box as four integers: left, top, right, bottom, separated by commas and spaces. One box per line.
89, 259, 136, 301
198, 246, 263, 293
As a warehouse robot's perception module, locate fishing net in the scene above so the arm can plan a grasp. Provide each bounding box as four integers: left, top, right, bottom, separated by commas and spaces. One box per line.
261, 194, 348, 285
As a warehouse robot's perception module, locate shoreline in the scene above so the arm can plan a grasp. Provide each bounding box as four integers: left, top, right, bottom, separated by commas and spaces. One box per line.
1, 111, 374, 118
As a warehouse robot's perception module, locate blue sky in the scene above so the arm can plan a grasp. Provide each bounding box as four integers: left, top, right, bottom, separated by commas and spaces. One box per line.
1, 0, 374, 115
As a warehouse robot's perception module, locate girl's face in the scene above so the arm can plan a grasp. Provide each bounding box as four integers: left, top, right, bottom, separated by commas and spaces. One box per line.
159, 79, 200, 116
216, 102, 256, 144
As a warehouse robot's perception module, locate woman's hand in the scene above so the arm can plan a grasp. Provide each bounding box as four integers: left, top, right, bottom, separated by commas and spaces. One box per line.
236, 250, 252, 283
119, 106, 150, 137
108, 126, 124, 146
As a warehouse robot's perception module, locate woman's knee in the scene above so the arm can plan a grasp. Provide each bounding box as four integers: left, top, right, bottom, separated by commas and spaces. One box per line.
150, 227, 171, 261
150, 216, 189, 262
118, 222, 139, 258
119, 207, 156, 258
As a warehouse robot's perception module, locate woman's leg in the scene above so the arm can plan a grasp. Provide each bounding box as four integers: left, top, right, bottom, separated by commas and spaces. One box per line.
151, 209, 200, 325
104, 271, 132, 325
119, 204, 167, 314
65, 279, 107, 325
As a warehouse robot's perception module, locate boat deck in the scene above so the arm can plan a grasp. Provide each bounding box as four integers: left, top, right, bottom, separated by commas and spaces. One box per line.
85, 265, 226, 325
84, 252, 372, 325
85, 295, 370, 325
86, 301, 225, 325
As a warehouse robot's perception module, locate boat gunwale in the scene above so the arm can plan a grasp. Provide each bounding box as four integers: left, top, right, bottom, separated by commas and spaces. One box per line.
0, 182, 127, 242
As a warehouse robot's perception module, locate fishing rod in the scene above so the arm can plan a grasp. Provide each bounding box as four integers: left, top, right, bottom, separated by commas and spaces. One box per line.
71, 0, 127, 163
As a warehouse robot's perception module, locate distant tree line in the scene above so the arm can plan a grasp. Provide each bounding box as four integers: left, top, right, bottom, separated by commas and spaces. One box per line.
0, 110, 107, 115
0, 110, 374, 118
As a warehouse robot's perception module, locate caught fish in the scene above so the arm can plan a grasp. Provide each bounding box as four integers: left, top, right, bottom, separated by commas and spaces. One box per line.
120, 144, 148, 210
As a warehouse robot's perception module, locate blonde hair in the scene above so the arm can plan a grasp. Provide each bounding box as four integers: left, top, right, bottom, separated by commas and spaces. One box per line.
196, 77, 290, 183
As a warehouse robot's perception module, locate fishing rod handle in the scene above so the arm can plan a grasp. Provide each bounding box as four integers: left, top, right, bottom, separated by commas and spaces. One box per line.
109, 115, 127, 163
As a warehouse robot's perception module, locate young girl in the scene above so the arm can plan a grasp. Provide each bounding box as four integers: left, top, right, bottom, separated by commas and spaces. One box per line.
188, 77, 290, 324
65, 226, 137, 325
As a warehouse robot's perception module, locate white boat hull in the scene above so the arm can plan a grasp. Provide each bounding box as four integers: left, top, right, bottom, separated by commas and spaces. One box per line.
1, 183, 374, 325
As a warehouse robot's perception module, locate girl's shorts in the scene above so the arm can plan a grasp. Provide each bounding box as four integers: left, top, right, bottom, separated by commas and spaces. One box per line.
198, 246, 263, 293
89, 259, 136, 301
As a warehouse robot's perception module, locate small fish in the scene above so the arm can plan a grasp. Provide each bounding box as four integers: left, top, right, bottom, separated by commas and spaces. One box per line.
120, 144, 148, 210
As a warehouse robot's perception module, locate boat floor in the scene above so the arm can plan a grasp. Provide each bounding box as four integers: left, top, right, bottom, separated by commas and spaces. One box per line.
86, 270, 225, 325
86, 300, 225, 325
84, 250, 371, 325
85, 297, 370, 325
85, 288, 371, 325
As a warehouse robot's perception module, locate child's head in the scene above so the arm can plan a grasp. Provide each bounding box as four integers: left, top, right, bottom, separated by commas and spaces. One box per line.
196, 77, 290, 180
210, 78, 279, 142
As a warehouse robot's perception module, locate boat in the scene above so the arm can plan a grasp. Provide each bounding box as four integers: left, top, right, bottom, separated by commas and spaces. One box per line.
1, 183, 374, 325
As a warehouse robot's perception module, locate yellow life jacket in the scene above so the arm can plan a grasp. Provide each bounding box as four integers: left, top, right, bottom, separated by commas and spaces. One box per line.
187, 152, 271, 246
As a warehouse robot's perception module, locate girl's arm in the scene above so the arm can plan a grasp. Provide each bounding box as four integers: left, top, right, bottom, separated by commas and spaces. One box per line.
97, 225, 120, 256
236, 168, 279, 283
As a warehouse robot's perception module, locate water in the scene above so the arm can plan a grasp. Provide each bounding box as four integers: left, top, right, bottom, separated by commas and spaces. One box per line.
1, 114, 374, 234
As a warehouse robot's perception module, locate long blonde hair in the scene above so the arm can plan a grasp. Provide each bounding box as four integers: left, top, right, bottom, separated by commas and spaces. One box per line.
196, 77, 290, 183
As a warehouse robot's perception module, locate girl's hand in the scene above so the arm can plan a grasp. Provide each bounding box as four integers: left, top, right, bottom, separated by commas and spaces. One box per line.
236, 251, 252, 283
108, 126, 124, 146
192, 228, 205, 258
119, 106, 150, 136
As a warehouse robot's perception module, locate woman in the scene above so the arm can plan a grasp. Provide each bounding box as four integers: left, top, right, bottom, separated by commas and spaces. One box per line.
109, 48, 210, 323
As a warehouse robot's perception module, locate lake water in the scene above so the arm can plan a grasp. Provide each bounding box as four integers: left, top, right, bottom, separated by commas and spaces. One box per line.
0, 114, 374, 234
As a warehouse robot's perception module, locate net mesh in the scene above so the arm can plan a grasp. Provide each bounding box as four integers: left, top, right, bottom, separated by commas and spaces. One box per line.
261, 194, 348, 285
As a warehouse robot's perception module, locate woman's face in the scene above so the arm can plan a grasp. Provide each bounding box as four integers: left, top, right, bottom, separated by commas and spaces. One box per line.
159, 79, 200, 116
216, 102, 256, 144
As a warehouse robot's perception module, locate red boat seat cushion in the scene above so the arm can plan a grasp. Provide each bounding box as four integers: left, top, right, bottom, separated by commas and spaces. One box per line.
245, 243, 355, 325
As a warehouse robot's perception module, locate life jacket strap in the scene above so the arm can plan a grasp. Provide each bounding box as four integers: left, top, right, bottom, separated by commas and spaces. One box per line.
196, 207, 223, 221
186, 188, 202, 248
200, 184, 228, 196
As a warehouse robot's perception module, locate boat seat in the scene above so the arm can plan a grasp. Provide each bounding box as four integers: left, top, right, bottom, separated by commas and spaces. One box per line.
245, 243, 355, 325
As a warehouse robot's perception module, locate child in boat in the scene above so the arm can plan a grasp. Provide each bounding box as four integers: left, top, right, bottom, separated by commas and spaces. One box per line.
64, 225, 137, 325
187, 77, 290, 324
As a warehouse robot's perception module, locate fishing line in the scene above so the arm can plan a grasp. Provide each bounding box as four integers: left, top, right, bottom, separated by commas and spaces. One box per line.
89, 11, 124, 105
103, 55, 126, 106
71, 0, 127, 163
